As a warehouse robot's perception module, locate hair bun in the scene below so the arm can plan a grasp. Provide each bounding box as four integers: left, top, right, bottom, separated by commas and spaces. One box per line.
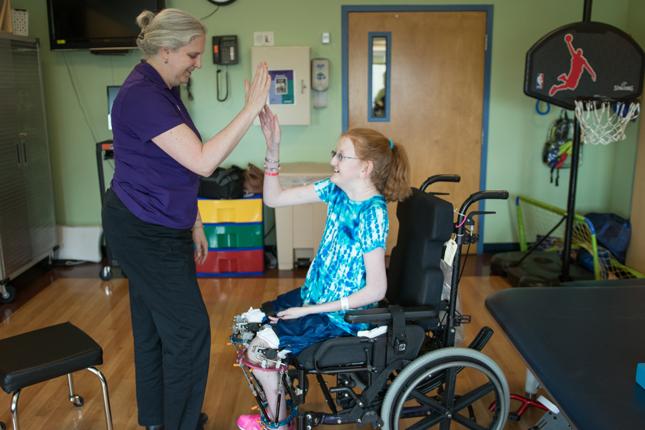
136, 10, 155, 31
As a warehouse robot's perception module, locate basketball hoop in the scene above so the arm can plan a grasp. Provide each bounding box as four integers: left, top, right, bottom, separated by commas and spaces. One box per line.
574, 99, 640, 145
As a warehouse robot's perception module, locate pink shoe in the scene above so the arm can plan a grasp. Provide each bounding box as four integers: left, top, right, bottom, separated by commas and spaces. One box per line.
237, 414, 263, 430
236, 413, 295, 430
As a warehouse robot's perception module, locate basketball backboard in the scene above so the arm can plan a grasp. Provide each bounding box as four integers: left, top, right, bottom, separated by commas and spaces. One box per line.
524, 22, 645, 110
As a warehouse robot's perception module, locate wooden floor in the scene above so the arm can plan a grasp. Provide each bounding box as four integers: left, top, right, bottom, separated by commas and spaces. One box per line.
0, 268, 546, 429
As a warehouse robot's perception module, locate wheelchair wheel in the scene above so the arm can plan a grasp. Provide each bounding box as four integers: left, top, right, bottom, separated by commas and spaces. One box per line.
381, 347, 509, 430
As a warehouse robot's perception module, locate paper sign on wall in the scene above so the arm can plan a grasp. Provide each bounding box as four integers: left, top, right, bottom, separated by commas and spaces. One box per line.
269, 70, 295, 105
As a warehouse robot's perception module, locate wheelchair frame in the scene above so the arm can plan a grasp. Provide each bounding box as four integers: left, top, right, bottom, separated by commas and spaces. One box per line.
232, 176, 511, 430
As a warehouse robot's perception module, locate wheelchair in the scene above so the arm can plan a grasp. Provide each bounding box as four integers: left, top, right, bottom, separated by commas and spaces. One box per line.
231, 175, 510, 430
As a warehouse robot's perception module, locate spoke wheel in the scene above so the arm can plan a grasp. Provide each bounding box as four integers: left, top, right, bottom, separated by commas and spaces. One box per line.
381, 348, 509, 430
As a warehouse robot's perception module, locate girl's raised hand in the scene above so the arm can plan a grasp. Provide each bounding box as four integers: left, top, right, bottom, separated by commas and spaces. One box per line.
259, 105, 281, 155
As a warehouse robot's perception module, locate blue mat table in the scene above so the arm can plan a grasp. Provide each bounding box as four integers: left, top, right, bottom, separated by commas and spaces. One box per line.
486, 285, 645, 430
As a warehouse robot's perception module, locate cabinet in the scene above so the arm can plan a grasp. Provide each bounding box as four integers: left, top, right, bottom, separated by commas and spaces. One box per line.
0, 35, 57, 302
275, 163, 331, 270
251, 46, 311, 125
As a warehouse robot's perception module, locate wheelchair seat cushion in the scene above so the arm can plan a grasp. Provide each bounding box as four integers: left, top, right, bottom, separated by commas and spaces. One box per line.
296, 324, 426, 370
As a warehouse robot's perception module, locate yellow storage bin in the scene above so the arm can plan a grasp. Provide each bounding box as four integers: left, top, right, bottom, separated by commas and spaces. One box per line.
198, 197, 263, 223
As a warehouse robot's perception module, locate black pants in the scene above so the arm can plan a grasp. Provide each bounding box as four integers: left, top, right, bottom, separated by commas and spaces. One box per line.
102, 189, 210, 430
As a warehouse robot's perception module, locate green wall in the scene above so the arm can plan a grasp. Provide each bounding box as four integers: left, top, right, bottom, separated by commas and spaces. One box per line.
11, 0, 644, 244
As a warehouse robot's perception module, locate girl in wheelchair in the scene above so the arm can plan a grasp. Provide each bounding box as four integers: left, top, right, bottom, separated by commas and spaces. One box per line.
234, 106, 411, 430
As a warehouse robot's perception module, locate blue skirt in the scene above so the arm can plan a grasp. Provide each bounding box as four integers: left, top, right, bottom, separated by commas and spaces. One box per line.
268, 288, 348, 355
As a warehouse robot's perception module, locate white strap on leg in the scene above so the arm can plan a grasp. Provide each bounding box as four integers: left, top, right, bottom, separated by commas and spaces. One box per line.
257, 326, 280, 349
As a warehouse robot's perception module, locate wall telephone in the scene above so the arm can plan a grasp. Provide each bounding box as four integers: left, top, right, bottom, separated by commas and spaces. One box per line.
212, 35, 238, 102
212, 35, 238, 65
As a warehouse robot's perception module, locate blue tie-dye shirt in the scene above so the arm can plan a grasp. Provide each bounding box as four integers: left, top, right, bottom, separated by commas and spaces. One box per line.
300, 178, 389, 334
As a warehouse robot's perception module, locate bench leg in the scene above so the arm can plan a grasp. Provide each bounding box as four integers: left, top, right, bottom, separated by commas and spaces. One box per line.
67, 374, 84, 407
87, 367, 113, 430
10, 390, 20, 430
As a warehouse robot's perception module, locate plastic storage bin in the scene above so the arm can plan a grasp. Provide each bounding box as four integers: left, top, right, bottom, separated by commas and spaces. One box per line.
203, 223, 263, 249
196, 248, 264, 276
198, 197, 262, 223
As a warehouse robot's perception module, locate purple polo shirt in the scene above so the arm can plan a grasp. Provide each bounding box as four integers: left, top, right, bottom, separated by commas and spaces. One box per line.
110, 61, 202, 229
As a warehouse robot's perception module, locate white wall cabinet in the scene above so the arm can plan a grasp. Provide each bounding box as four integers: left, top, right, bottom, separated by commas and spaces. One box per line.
251, 46, 311, 125
275, 163, 331, 270
0, 35, 57, 302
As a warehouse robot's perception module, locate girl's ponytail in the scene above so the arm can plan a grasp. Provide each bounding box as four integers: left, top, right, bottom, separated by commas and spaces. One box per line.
381, 143, 411, 202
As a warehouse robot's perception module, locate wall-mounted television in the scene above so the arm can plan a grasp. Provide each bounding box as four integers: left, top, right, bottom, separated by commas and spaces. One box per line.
47, 0, 165, 51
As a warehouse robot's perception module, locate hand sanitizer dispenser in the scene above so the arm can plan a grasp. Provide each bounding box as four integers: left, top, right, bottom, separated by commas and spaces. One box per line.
311, 58, 330, 108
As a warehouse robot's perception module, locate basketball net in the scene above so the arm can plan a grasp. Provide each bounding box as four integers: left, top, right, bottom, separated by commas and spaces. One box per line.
574, 100, 640, 145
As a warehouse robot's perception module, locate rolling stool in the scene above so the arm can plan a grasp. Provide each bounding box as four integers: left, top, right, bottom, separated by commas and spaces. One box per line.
0, 322, 113, 430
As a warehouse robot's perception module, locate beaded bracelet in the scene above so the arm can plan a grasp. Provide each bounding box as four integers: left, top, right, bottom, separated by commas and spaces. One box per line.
265, 156, 279, 164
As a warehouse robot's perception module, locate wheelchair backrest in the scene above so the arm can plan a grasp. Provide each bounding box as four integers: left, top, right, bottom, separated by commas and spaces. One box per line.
386, 188, 454, 307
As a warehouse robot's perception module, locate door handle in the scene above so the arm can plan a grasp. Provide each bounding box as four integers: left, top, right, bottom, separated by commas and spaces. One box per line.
18, 132, 28, 167
22, 141, 28, 166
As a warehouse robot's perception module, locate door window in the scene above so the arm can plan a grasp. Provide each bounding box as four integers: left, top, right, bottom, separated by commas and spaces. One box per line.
368, 33, 391, 121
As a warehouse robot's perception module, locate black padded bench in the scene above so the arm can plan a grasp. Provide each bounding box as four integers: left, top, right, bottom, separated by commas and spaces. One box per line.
0, 322, 113, 430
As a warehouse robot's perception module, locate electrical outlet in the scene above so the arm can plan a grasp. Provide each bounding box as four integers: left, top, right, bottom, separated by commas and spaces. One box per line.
253, 31, 274, 47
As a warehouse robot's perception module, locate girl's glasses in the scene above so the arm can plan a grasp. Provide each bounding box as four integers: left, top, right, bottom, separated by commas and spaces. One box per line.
330, 150, 360, 162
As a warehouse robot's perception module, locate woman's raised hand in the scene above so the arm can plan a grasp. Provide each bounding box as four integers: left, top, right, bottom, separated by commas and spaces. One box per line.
244, 62, 271, 115
259, 105, 280, 156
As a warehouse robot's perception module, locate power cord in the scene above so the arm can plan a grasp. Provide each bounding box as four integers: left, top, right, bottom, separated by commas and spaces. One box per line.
200, 5, 220, 20
216, 66, 230, 102
63, 52, 98, 143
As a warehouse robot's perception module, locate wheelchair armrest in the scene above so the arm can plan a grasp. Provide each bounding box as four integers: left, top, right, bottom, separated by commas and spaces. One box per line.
344, 306, 439, 324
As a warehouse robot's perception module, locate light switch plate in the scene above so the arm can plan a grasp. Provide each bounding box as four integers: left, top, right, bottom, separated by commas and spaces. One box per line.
253, 31, 274, 46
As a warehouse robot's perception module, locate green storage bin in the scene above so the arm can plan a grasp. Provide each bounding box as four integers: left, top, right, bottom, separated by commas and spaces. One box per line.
203, 223, 263, 249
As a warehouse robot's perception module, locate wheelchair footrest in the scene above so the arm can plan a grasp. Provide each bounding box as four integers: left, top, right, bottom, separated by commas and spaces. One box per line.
468, 326, 494, 351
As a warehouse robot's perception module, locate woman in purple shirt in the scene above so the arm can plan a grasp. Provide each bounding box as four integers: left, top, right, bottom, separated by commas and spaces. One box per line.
101, 8, 270, 430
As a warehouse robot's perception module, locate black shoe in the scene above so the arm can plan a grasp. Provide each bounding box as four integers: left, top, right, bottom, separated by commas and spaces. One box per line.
145, 426, 163, 430
197, 412, 208, 429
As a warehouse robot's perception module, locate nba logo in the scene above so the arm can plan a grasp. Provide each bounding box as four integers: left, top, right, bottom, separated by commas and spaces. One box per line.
536, 73, 544, 90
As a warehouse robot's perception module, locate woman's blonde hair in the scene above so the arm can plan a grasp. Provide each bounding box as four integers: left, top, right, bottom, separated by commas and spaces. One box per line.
342, 128, 412, 202
136, 9, 205, 57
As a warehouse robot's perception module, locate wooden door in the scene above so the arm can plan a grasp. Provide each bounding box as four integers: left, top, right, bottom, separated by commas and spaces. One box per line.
347, 11, 488, 251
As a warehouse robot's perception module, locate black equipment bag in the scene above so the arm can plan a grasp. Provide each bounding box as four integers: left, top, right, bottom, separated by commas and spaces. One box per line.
198, 165, 245, 199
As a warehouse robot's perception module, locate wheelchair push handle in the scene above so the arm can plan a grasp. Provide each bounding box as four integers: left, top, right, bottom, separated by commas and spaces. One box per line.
479, 190, 509, 201
458, 190, 509, 215
420, 174, 461, 192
